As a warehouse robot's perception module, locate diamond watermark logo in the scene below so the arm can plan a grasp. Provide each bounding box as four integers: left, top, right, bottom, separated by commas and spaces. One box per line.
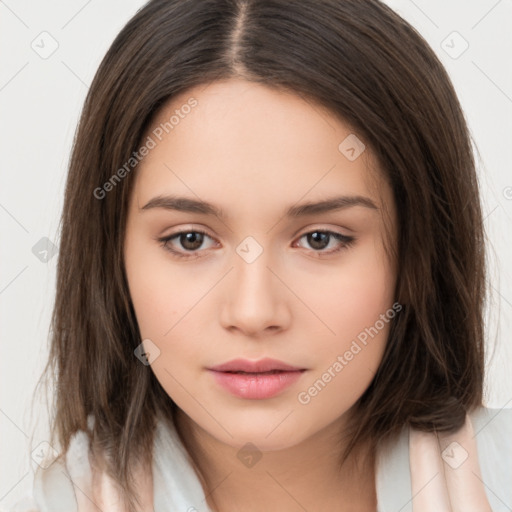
338, 134, 366, 161
32, 237, 58, 263
236, 236, 263, 264
31, 31, 59, 59
237, 442, 262, 468
441, 31, 469, 60
134, 338, 161, 366
441, 441, 469, 469
31, 441, 59, 469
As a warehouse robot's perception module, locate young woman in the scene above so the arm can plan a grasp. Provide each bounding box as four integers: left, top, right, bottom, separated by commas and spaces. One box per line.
12, 0, 512, 511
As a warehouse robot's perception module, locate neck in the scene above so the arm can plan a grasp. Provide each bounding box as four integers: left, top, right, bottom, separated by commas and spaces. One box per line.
174, 409, 377, 512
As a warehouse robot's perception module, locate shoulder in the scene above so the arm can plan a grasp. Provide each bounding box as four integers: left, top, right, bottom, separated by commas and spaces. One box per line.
12, 418, 96, 512
151, 414, 212, 510
31, 454, 79, 511
470, 406, 512, 504
375, 406, 512, 512
33, 427, 94, 512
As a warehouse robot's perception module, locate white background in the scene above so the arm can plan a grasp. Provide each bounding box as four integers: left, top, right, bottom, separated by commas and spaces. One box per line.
1, 0, 511, 507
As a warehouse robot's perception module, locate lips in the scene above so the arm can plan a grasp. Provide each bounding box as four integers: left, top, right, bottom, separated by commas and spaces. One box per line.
207, 358, 306, 399
207, 357, 305, 374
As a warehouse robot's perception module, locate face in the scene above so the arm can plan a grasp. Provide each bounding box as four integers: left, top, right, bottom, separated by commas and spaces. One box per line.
123, 78, 398, 452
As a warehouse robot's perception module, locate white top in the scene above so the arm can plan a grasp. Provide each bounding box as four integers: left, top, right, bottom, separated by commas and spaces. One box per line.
8, 407, 512, 511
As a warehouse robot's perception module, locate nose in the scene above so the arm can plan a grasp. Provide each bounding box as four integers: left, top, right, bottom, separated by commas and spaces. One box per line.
219, 246, 291, 337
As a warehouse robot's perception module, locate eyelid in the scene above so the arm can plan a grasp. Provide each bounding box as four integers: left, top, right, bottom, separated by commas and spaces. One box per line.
293, 224, 354, 238
160, 224, 352, 242
158, 226, 217, 246
157, 224, 356, 259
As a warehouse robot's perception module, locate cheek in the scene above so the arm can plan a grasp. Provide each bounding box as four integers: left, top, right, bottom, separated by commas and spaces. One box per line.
296, 261, 395, 416
294, 240, 395, 348
124, 238, 219, 398
296, 336, 385, 423
293, 243, 395, 411
125, 237, 205, 339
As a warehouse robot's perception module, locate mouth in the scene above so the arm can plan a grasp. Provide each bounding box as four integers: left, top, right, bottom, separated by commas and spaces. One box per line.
220, 369, 302, 375
207, 357, 306, 374
206, 361, 306, 400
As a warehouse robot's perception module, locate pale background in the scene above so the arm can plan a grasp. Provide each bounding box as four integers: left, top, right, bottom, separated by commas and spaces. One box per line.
1, 0, 511, 507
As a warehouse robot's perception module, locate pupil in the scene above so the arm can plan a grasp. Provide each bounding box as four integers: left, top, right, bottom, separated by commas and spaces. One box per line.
308, 232, 329, 250
182, 232, 203, 250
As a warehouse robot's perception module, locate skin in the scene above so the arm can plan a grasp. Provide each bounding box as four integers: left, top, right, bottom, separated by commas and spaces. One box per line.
123, 78, 398, 511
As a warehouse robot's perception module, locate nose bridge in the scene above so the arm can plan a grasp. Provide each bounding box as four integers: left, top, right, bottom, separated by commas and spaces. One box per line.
233, 235, 277, 304
221, 235, 288, 334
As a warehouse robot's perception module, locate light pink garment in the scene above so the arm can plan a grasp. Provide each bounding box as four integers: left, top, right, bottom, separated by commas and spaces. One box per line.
409, 413, 492, 512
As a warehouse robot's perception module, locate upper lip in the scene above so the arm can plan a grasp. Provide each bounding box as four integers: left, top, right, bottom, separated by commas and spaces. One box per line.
208, 358, 305, 373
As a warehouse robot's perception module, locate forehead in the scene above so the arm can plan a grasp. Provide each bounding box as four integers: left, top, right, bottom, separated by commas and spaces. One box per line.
133, 78, 390, 217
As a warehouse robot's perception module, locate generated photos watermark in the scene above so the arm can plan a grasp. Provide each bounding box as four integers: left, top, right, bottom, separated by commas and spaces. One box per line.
93, 97, 198, 200
297, 301, 402, 405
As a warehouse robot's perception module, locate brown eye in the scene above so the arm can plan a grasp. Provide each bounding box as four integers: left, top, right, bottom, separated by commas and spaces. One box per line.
158, 229, 217, 258
178, 232, 205, 251
306, 231, 330, 250
295, 230, 355, 255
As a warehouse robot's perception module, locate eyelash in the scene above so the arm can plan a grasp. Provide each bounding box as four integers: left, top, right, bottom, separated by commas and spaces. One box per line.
157, 228, 356, 260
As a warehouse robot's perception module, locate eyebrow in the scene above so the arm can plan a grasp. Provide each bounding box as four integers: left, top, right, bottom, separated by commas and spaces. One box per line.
140, 194, 378, 218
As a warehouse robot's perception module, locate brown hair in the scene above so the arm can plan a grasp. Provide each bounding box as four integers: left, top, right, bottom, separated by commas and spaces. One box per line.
37, 0, 486, 509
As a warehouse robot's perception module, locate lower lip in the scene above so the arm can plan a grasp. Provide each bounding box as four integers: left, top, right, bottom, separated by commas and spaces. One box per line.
208, 370, 305, 399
